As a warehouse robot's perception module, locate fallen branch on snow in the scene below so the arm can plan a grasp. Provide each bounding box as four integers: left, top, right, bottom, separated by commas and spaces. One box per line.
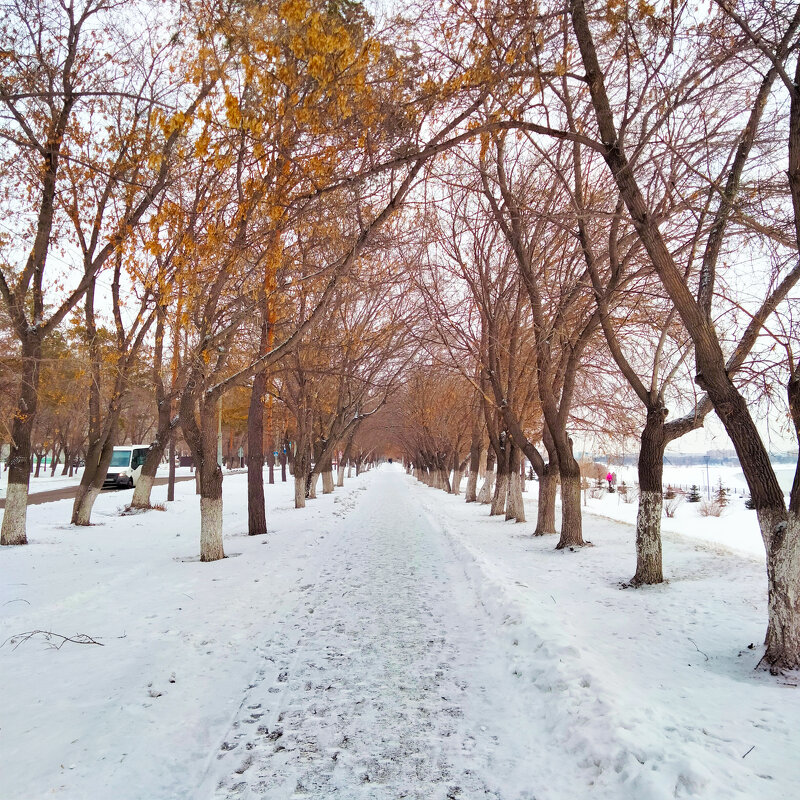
3, 630, 104, 650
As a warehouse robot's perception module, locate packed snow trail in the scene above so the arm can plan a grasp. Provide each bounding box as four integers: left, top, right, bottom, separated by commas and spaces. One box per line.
204, 469, 539, 800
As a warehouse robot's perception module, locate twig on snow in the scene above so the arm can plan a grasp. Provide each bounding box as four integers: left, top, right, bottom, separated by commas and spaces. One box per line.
3, 630, 104, 650
742, 746, 755, 759
688, 637, 709, 661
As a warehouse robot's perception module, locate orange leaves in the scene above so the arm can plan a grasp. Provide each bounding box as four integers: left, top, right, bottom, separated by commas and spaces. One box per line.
280, 0, 311, 26
162, 111, 188, 138
637, 0, 656, 17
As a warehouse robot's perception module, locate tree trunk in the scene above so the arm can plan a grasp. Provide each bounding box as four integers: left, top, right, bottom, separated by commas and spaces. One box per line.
491, 471, 508, 515
72, 278, 127, 526
179, 385, 225, 561
465, 444, 483, 503
535, 465, 558, 536
247, 366, 268, 536
72, 427, 118, 526
294, 474, 306, 508
130, 410, 171, 509
286, 435, 294, 476
438, 454, 452, 492
198, 402, 225, 562
758, 508, 800, 671
132, 472, 156, 508
322, 467, 335, 494
308, 470, 319, 499
478, 448, 496, 504
450, 452, 463, 494
1, 337, 41, 546
556, 459, 584, 548
505, 446, 525, 522
505, 478, 525, 521
490, 443, 509, 516
631, 406, 667, 585
49, 448, 60, 477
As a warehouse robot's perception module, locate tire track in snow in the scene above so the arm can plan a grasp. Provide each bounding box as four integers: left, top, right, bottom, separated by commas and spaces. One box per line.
205, 470, 539, 800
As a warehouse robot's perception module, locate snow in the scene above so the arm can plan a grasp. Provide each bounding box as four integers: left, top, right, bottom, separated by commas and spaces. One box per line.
581, 477, 766, 559
1, 464, 799, 799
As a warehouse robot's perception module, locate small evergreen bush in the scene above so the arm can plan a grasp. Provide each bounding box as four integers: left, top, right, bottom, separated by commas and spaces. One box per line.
715, 479, 728, 508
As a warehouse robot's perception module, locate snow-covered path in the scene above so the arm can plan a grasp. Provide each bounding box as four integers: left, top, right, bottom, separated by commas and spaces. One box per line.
205, 470, 536, 800
4, 465, 800, 799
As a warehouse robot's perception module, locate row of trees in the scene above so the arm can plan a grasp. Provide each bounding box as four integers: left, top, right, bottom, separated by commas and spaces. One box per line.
382, 0, 800, 672
0, 0, 460, 551
2, 0, 800, 671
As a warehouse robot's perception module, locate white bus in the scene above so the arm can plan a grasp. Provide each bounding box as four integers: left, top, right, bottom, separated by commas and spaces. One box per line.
103, 445, 150, 489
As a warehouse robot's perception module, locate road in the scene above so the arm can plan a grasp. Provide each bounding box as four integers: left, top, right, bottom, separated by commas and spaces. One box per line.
0, 474, 196, 508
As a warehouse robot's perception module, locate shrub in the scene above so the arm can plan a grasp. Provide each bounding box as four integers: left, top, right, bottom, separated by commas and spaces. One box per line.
687, 485, 702, 503
699, 499, 723, 517
663, 494, 684, 518
619, 483, 637, 504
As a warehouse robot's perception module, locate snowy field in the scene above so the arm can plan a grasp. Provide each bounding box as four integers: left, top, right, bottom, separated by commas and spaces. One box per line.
581, 464, 767, 559
1, 464, 798, 799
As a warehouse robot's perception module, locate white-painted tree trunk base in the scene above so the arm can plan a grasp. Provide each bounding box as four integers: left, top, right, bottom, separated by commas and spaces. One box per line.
757, 509, 800, 670
535, 475, 557, 535
337, 466, 345, 487
506, 474, 525, 522
322, 470, 334, 494
477, 473, 495, 504
632, 490, 663, 584
200, 496, 225, 562
465, 470, 479, 502
130, 474, 155, 508
294, 476, 306, 509
74, 487, 100, 526
1, 483, 29, 545
557, 473, 584, 547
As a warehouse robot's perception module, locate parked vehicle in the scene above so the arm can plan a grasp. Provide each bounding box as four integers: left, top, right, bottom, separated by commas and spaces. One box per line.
103, 445, 150, 489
